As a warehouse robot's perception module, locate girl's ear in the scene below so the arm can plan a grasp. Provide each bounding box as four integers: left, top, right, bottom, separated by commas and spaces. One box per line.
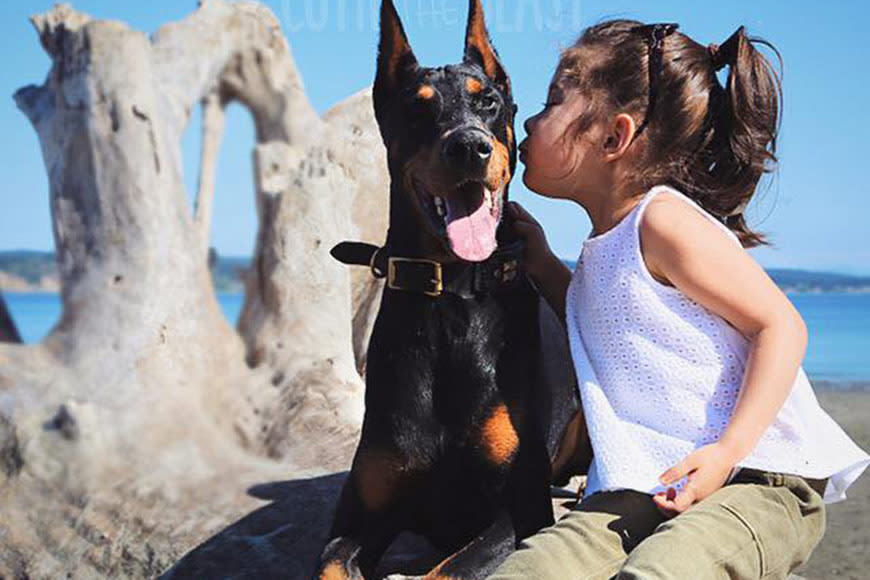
602, 113, 639, 162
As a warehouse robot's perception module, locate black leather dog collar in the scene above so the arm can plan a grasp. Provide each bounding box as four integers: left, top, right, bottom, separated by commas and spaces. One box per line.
330, 240, 525, 299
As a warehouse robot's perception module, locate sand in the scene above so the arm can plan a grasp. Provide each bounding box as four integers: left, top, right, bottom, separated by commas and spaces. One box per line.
795, 386, 870, 580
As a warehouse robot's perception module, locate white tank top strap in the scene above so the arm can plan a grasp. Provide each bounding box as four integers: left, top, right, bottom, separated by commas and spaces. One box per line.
633, 184, 743, 249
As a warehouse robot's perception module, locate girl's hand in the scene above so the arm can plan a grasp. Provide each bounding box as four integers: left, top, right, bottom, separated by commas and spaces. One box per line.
507, 201, 553, 279
652, 441, 740, 518
505, 201, 572, 320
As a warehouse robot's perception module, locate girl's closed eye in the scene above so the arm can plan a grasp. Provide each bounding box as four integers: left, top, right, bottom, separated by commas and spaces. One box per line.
541, 95, 561, 110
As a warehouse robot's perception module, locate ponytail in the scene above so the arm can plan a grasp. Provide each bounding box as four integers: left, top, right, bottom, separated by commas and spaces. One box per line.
694, 26, 783, 247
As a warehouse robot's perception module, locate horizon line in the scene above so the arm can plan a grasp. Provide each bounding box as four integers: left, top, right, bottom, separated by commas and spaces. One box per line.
1, 247, 868, 279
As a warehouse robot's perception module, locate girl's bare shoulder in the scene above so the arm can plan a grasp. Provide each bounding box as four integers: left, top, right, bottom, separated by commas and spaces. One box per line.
640, 190, 743, 259
638, 190, 752, 291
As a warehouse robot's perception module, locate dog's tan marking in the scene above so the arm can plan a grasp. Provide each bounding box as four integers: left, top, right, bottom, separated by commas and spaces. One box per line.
465, 77, 483, 94
319, 561, 349, 580
506, 124, 513, 148
355, 447, 405, 511
418, 84, 435, 100
423, 554, 457, 579
423, 532, 483, 579
486, 137, 511, 193
480, 403, 519, 464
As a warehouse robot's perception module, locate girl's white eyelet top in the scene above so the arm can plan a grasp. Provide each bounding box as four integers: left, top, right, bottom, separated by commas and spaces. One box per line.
565, 184, 869, 503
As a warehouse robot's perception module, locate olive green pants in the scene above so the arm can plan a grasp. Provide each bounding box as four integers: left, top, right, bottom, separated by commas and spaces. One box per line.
487, 470, 827, 580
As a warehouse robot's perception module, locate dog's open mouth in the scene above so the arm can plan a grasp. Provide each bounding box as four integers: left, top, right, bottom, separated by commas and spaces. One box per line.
415, 179, 504, 262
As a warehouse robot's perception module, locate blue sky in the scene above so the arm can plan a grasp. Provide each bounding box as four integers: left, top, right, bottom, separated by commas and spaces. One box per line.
1, 1, 868, 274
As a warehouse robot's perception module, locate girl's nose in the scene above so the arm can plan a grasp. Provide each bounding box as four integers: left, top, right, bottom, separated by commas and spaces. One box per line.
523, 116, 535, 136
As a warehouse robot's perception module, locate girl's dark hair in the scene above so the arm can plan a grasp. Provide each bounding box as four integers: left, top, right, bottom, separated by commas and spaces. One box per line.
555, 20, 783, 247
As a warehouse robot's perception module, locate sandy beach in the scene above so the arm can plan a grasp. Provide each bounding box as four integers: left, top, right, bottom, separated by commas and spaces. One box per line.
796, 385, 870, 579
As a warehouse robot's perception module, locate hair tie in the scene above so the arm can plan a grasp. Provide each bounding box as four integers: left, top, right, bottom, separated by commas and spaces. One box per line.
708, 26, 744, 72
707, 43, 723, 70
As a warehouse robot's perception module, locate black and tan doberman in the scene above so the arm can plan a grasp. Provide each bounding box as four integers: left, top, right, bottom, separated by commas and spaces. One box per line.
314, 1, 591, 578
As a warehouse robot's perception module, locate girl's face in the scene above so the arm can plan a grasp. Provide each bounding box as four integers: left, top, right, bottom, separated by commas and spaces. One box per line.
518, 79, 606, 202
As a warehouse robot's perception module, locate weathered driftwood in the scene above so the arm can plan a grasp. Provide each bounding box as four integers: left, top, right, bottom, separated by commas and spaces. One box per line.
0, 291, 22, 343
0, 1, 388, 577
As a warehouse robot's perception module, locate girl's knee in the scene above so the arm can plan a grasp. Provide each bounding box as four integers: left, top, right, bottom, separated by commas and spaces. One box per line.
616, 537, 760, 580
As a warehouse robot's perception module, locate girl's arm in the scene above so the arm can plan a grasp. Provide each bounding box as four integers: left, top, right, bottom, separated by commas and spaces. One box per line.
639, 193, 809, 515
529, 251, 572, 322
508, 202, 572, 321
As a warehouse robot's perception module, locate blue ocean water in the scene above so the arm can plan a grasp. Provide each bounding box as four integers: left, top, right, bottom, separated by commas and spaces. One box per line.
3, 292, 869, 384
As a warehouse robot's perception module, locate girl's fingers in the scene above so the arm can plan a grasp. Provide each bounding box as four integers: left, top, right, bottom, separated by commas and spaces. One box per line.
652, 492, 679, 518
672, 484, 696, 512
659, 465, 685, 485
511, 221, 534, 239
659, 455, 696, 485
509, 201, 538, 225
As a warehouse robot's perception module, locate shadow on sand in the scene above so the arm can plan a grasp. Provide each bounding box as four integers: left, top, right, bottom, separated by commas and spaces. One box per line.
161, 471, 444, 579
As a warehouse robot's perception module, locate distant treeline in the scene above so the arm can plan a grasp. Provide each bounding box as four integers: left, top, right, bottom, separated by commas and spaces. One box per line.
0, 250, 248, 293
1, 250, 869, 294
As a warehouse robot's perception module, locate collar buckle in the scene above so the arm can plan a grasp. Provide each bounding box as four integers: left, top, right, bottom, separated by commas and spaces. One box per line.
388, 257, 444, 298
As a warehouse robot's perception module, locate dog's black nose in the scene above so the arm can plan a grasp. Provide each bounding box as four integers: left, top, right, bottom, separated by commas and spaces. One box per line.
442, 130, 493, 172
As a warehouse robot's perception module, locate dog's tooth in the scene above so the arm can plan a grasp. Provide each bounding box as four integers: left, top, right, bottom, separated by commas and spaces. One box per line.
489, 189, 502, 217
484, 189, 494, 210
435, 196, 446, 217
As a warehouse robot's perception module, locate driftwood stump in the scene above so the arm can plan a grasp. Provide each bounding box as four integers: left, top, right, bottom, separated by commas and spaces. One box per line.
0, 1, 389, 577
0, 291, 21, 343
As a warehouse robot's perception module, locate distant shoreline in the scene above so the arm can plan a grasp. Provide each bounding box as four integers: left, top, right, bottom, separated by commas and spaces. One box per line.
4, 286, 870, 295
812, 380, 870, 392
3, 251, 870, 295
3, 290, 869, 388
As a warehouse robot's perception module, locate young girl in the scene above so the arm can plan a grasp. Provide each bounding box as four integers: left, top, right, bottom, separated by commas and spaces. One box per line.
487, 20, 870, 580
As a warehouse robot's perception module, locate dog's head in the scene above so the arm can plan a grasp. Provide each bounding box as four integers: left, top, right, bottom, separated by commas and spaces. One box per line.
373, 0, 517, 263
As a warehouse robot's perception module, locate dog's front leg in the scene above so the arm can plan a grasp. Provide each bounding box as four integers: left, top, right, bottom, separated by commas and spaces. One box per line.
385, 510, 516, 580
314, 490, 402, 580
314, 444, 410, 579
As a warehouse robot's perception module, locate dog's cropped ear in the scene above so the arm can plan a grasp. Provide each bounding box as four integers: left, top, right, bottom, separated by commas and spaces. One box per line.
463, 0, 511, 100
374, 0, 419, 107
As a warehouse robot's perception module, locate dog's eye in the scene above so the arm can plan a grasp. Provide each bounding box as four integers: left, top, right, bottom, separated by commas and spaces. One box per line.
404, 96, 441, 133
478, 92, 500, 114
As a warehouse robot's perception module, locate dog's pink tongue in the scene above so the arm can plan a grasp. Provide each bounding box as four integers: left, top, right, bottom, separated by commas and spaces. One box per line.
445, 194, 498, 262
